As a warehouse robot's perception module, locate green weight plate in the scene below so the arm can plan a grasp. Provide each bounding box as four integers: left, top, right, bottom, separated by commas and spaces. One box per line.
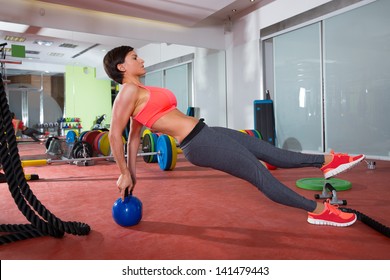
296, 177, 352, 191
142, 133, 158, 163
251, 129, 262, 139
157, 134, 173, 171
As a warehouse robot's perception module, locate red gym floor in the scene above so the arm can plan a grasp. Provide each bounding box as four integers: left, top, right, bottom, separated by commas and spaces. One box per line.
0, 141, 389, 260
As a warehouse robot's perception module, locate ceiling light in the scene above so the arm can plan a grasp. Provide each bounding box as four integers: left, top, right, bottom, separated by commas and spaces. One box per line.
59, 43, 78, 48
4, 35, 26, 42
34, 40, 53, 46
48, 52, 64, 57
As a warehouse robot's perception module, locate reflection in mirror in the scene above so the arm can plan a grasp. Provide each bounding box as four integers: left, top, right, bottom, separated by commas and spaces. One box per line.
6, 70, 64, 135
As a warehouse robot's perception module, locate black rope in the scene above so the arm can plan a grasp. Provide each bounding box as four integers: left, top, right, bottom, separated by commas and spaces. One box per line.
340, 207, 390, 238
324, 182, 389, 238
0, 74, 91, 245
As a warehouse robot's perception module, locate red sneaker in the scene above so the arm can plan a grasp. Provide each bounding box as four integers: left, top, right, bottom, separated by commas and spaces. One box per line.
307, 200, 357, 227
321, 151, 365, 179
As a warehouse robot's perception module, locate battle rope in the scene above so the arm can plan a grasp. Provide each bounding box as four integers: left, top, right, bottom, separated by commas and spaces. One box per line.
325, 180, 390, 238
340, 207, 390, 238
0, 74, 90, 245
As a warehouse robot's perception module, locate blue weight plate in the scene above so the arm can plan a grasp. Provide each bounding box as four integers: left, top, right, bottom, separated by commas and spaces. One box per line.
157, 134, 173, 171
66, 130, 77, 144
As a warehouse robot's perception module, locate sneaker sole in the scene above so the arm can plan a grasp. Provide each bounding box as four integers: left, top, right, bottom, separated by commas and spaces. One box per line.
324, 155, 365, 179
307, 215, 357, 227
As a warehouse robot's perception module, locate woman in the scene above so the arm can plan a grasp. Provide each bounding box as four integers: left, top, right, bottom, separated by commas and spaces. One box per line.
11, 112, 47, 142
103, 46, 365, 227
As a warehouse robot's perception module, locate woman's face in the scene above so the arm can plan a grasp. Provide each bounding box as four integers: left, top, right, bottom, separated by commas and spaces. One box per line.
118, 51, 145, 77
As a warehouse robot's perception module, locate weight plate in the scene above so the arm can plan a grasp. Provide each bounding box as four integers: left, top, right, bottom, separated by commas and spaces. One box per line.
66, 130, 77, 144
296, 177, 352, 191
142, 129, 152, 138
84, 130, 101, 148
71, 141, 83, 158
98, 132, 111, 156
79, 131, 88, 142
245, 130, 255, 136
251, 129, 262, 139
74, 141, 93, 159
157, 134, 173, 171
93, 132, 105, 154
168, 135, 177, 170
142, 133, 158, 163
45, 136, 59, 149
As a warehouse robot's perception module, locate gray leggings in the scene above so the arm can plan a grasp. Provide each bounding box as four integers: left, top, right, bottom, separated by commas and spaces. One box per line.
180, 123, 324, 212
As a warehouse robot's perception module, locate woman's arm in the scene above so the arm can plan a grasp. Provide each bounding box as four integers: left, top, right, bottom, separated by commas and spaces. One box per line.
12, 119, 21, 135
109, 83, 139, 200
127, 119, 143, 190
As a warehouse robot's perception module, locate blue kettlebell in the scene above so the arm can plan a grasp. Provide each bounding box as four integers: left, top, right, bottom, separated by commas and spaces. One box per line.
112, 193, 143, 227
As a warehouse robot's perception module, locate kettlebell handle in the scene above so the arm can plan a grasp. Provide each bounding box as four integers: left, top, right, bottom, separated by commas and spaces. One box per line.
124, 188, 133, 198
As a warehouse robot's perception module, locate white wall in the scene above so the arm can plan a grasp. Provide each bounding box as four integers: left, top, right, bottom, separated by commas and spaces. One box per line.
137, 43, 228, 127
136, 0, 334, 129
224, 0, 333, 129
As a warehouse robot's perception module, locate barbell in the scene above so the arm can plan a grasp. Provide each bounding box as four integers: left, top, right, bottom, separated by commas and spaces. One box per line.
22, 133, 178, 171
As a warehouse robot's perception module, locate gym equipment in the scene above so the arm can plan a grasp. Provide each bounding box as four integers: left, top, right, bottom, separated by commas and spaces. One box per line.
296, 177, 352, 191
365, 160, 376, 170
141, 130, 182, 169
315, 182, 347, 205
254, 96, 276, 146
157, 134, 177, 171
340, 207, 390, 238
313, 182, 390, 237
296, 177, 352, 206
112, 194, 143, 227
23, 133, 178, 170
0, 72, 90, 245
66, 130, 78, 144
142, 130, 158, 163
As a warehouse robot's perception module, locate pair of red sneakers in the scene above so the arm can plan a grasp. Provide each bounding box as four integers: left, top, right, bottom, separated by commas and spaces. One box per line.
307, 152, 365, 227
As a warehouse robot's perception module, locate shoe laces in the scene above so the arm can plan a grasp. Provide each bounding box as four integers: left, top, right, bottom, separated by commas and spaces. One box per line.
330, 150, 348, 158
325, 200, 342, 215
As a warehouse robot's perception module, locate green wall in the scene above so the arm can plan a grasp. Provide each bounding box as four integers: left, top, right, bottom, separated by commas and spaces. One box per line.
65, 65, 111, 132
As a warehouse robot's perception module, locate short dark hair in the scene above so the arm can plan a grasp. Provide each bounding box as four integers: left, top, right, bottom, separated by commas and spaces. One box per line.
103, 46, 134, 84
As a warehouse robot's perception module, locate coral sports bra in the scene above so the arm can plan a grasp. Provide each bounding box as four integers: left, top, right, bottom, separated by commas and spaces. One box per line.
133, 85, 177, 128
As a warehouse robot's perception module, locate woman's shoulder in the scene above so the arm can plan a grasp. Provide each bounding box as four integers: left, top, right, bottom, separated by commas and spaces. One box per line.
121, 82, 140, 93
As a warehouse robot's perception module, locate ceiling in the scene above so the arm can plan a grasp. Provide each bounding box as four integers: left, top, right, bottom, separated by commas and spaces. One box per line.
0, 0, 272, 77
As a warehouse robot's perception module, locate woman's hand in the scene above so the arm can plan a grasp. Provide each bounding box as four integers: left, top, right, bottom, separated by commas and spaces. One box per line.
116, 172, 134, 201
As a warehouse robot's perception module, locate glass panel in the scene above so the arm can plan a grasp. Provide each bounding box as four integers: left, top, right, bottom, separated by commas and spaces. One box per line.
165, 64, 189, 114
144, 71, 163, 87
273, 23, 322, 152
323, 0, 390, 157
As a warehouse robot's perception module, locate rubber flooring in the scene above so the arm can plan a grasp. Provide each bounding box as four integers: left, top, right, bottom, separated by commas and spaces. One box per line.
0, 141, 389, 260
